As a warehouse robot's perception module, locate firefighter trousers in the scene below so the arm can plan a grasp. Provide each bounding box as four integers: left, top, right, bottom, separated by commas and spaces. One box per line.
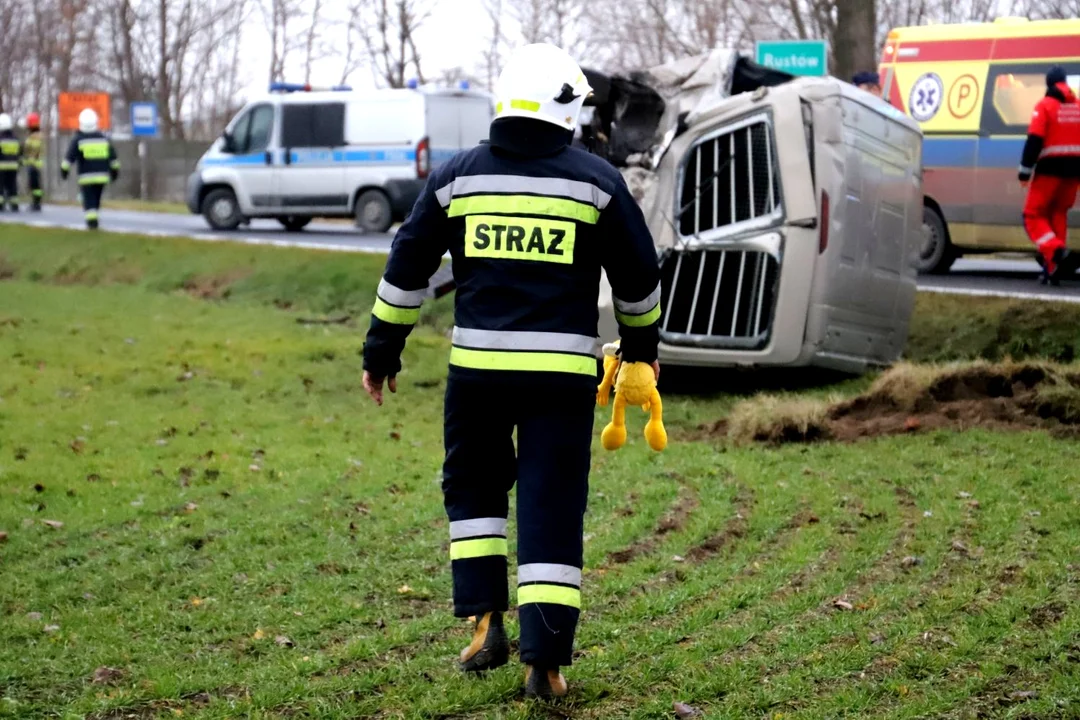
1023, 174, 1079, 271
0, 171, 17, 210
79, 183, 106, 226
442, 374, 594, 668
27, 166, 43, 204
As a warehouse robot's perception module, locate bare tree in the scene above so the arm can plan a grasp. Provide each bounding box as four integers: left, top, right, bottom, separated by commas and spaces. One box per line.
347, 0, 433, 88
481, 0, 506, 89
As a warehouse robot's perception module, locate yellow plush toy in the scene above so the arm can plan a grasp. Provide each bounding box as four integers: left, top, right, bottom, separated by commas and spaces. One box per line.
596, 341, 667, 451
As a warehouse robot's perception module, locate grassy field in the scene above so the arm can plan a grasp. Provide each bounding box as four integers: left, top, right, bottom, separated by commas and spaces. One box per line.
1, 226, 1079, 719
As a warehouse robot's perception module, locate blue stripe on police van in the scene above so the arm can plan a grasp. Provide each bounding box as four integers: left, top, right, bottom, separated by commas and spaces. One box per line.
202, 153, 268, 166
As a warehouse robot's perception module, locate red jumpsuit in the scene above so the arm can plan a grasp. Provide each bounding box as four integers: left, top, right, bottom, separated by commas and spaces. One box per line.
1020, 82, 1080, 276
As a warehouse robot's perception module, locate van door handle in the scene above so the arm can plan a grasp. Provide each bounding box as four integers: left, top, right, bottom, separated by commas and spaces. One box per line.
284, 149, 292, 166
264, 151, 272, 165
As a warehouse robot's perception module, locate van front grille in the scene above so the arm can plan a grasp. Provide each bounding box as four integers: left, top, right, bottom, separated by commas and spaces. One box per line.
678, 118, 780, 237
659, 248, 779, 349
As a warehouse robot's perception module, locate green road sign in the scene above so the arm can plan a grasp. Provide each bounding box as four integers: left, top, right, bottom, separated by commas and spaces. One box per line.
755, 39, 828, 77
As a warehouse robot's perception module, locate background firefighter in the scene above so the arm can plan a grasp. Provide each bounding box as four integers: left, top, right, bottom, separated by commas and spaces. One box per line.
1019, 65, 1080, 284
23, 112, 44, 211
60, 108, 120, 230
361, 43, 662, 699
0, 113, 21, 212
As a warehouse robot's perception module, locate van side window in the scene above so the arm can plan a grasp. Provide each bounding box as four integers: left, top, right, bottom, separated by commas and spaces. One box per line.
246, 105, 275, 153
226, 111, 252, 155
282, 103, 345, 147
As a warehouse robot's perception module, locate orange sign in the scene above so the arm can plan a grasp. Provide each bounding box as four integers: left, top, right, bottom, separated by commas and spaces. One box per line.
58, 92, 111, 131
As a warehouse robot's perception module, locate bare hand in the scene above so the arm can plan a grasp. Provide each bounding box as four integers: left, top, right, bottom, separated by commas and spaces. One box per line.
1020, 180, 1030, 191
363, 371, 397, 406
651, 361, 661, 382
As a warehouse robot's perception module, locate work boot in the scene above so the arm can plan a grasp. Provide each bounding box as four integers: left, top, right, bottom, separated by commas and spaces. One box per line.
1055, 249, 1080, 278
525, 666, 568, 699
459, 612, 509, 673
87, 218, 99, 230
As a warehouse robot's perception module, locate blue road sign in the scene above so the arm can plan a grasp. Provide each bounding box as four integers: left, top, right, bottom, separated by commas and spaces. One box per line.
755, 40, 829, 77
130, 101, 158, 137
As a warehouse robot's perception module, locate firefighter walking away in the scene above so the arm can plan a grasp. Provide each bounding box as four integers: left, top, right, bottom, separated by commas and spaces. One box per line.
61, 108, 120, 230
24, 112, 45, 212
1019, 66, 1080, 285
361, 43, 662, 699
0, 113, 21, 212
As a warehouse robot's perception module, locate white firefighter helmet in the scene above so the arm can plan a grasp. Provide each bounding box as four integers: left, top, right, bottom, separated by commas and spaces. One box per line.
0, 113, 12, 132
494, 43, 593, 133
78, 108, 99, 133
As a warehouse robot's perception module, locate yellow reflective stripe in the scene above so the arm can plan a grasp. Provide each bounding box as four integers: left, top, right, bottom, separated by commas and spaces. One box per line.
448, 194, 600, 224
517, 584, 581, 609
450, 347, 596, 375
495, 99, 542, 114
0, 162, 18, 170
616, 304, 662, 327
450, 537, 508, 560
372, 297, 420, 325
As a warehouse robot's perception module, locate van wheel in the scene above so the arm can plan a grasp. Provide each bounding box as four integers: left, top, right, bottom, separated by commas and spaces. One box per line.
202, 188, 242, 231
354, 190, 393, 233
915, 205, 956, 274
279, 216, 312, 232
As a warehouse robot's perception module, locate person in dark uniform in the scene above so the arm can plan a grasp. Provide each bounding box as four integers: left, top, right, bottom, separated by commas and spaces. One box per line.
60, 108, 119, 229
0, 113, 21, 212
361, 43, 662, 699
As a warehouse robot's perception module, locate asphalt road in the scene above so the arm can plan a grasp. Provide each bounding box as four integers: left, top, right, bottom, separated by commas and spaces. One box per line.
0, 203, 396, 254
2, 204, 1080, 302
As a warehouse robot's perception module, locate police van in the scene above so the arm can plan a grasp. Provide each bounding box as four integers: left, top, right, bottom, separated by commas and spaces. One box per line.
186, 82, 494, 232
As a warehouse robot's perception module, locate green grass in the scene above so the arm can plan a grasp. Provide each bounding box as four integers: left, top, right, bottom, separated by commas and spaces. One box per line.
1, 227, 1079, 718
906, 293, 1080, 364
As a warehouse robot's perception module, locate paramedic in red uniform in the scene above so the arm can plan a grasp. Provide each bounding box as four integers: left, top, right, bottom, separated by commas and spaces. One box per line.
1019, 66, 1080, 284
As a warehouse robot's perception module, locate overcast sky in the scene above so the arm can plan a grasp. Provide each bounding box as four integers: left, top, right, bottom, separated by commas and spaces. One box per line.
237, 0, 502, 97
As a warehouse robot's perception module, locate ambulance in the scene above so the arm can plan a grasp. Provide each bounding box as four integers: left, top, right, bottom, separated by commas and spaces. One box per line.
879, 17, 1080, 273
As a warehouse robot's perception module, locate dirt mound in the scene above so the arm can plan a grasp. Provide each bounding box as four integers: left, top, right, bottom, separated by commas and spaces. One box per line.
720, 362, 1080, 445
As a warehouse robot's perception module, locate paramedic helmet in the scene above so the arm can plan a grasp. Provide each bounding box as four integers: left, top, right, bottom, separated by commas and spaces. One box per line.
26, 112, 41, 130
0, 113, 12, 132
78, 108, 99, 133
494, 43, 593, 133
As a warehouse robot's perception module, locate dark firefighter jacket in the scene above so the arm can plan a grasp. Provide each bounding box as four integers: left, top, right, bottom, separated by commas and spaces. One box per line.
362, 116, 662, 389
61, 131, 120, 184
0, 131, 21, 171
1019, 82, 1080, 181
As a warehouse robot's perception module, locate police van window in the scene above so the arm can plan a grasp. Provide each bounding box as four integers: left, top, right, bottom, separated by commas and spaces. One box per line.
991, 73, 1045, 127
282, 103, 344, 147
246, 105, 275, 153
226, 110, 252, 154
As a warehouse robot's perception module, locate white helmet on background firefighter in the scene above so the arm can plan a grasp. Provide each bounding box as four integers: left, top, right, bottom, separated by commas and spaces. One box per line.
0, 113, 12, 132
493, 43, 593, 133
78, 108, 99, 133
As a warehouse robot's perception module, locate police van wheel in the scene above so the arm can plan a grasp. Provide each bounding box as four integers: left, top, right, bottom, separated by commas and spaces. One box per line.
355, 190, 393, 234
279, 216, 312, 232
202, 188, 242, 231
915, 205, 955, 275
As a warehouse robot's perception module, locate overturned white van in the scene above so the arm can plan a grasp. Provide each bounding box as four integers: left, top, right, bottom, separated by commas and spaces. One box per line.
593, 62, 925, 374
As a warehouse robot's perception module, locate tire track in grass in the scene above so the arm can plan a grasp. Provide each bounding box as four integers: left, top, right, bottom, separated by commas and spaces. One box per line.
707, 473, 1071, 719
573, 473, 925, 718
